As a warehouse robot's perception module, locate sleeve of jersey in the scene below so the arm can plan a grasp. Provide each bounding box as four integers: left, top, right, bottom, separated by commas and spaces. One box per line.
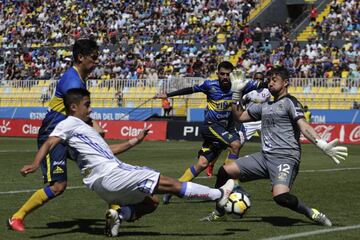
247, 103, 262, 120
193, 80, 209, 93
287, 97, 305, 121
49, 119, 72, 141
59, 81, 85, 94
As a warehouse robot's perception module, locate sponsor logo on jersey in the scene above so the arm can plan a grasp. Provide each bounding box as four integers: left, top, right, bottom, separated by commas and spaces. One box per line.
53, 166, 64, 174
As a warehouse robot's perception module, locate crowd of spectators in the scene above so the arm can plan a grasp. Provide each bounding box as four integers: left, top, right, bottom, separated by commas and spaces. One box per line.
0, 0, 358, 83
237, 38, 359, 88
310, 0, 359, 41
1, 0, 260, 80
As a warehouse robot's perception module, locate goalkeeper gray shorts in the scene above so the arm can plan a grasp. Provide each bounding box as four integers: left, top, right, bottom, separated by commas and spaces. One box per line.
235, 152, 299, 189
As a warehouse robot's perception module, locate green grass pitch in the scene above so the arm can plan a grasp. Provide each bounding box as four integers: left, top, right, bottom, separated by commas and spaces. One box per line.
0, 137, 359, 240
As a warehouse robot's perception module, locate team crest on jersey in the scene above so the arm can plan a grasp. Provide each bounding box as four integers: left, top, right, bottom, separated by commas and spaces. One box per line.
276, 103, 284, 112
53, 166, 64, 174
210, 87, 216, 92
277, 172, 288, 181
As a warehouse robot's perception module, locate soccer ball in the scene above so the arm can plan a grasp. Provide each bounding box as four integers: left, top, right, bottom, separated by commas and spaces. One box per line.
224, 191, 251, 218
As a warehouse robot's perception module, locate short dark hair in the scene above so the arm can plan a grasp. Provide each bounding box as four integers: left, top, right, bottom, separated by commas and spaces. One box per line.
269, 66, 290, 81
253, 72, 264, 79
217, 61, 234, 71
72, 39, 99, 63
64, 88, 90, 113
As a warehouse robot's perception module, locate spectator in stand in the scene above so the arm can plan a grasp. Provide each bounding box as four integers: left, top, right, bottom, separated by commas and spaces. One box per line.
310, 5, 318, 25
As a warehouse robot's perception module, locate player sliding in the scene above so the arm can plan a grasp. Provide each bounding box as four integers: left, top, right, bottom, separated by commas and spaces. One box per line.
16, 88, 235, 237
202, 66, 348, 226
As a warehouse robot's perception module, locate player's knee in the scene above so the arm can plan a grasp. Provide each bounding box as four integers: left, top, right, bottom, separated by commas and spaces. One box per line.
197, 156, 209, 169
50, 181, 67, 196
273, 192, 298, 210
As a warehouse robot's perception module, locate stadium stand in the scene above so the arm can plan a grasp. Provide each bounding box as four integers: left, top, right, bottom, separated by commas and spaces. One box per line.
0, 0, 358, 114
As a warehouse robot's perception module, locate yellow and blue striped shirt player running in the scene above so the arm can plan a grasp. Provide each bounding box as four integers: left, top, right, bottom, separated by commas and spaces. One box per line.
8, 39, 100, 232
38, 66, 86, 183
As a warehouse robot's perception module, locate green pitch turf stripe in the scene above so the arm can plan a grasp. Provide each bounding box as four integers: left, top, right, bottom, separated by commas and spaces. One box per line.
261, 224, 360, 240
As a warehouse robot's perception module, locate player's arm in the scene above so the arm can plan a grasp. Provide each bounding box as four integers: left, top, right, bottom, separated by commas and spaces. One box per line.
297, 118, 319, 143
20, 136, 62, 176
231, 104, 253, 122
155, 87, 195, 99
297, 118, 348, 164
109, 127, 150, 155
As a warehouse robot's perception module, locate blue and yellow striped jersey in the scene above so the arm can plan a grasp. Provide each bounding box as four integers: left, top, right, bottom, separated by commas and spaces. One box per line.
39, 67, 86, 136
193, 80, 233, 124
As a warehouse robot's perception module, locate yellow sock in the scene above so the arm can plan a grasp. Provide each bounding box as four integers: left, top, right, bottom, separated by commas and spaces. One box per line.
12, 189, 50, 220
178, 165, 198, 182
110, 204, 121, 211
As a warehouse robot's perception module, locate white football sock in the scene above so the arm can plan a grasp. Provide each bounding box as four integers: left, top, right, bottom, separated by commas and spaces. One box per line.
180, 182, 221, 201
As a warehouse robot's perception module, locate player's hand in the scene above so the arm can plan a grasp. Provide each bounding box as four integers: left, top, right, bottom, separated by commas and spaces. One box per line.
137, 126, 151, 142
20, 164, 40, 176
230, 70, 248, 101
315, 139, 348, 164
154, 93, 167, 99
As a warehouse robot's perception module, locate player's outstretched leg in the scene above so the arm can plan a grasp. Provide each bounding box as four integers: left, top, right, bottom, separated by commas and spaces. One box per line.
310, 208, 332, 226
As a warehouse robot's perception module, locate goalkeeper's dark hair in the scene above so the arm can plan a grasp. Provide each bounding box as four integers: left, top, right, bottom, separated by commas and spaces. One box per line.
269, 66, 290, 81
64, 88, 90, 114
217, 61, 234, 71
72, 38, 99, 63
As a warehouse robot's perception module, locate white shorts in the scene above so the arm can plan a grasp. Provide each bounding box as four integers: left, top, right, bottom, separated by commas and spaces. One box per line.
91, 163, 160, 206
243, 121, 261, 140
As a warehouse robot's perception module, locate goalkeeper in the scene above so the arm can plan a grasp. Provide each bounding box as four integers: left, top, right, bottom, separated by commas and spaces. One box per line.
202, 66, 348, 225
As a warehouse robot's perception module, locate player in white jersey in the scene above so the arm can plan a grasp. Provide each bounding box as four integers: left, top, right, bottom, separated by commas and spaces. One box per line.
19, 88, 235, 237
241, 72, 271, 140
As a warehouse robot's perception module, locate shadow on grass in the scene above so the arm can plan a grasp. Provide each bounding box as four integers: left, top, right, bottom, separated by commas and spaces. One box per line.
29, 218, 150, 238
241, 216, 312, 226
29, 218, 236, 238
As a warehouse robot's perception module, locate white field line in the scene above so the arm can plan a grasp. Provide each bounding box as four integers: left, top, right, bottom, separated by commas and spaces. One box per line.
0, 186, 85, 195
260, 224, 360, 240
1, 167, 360, 195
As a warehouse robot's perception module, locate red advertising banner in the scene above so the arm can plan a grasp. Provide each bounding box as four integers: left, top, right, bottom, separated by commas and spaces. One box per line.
0, 119, 358, 144
0, 119, 42, 137
0, 119, 168, 141
300, 124, 360, 144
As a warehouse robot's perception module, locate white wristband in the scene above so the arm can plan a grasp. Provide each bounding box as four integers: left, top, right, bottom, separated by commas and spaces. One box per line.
129, 138, 139, 146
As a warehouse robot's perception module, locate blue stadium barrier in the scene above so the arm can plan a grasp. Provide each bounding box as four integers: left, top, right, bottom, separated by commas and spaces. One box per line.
188, 108, 360, 124
0, 107, 161, 121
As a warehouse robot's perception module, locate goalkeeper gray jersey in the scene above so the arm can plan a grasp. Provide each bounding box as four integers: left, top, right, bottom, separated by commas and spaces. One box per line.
247, 94, 305, 161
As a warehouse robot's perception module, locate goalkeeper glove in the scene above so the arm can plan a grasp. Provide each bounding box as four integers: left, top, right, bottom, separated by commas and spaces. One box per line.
230, 70, 248, 102
315, 139, 348, 164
